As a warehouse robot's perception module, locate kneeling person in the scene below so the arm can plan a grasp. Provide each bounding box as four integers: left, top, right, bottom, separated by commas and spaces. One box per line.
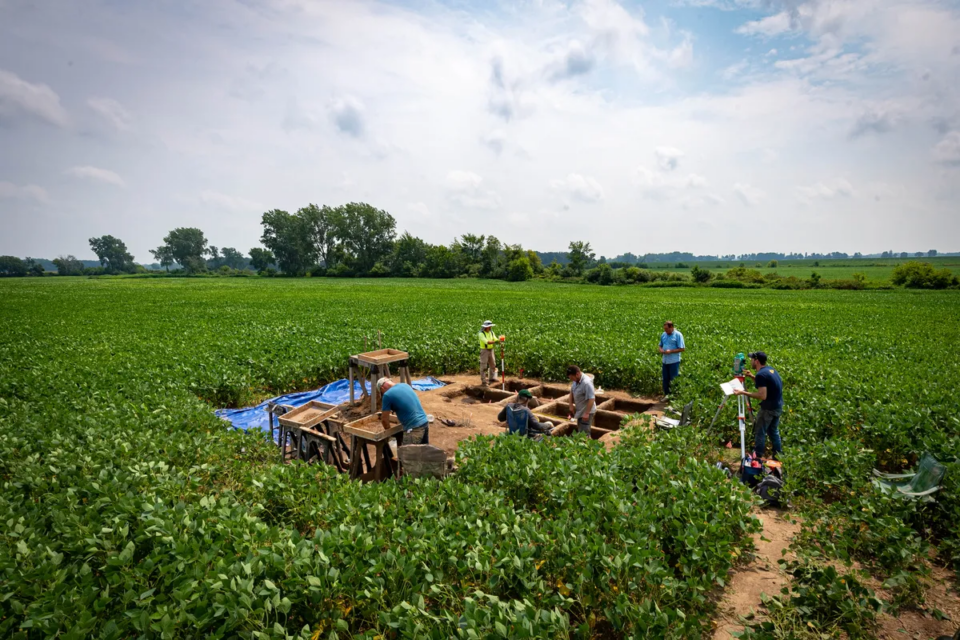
378, 378, 429, 445
498, 389, 553, 441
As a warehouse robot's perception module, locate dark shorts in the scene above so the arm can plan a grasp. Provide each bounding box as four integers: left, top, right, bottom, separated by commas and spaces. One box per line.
405, 424, 429, 445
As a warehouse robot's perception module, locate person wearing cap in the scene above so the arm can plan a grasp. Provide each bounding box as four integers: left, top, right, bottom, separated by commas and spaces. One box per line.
734, 352, 783, 458
378, 378, 430, 444
497, 389, 553, 441
567, 365, 597, 435
658, 321, 685, 396
478, 320, 500, 386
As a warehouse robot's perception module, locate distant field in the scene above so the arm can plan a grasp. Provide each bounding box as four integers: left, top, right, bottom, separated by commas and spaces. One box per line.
644, 256, 960, 283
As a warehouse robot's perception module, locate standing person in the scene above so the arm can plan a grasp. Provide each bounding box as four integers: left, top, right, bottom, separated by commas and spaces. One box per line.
497, 389, 553, 441
658, 321, 685, 396
734, 351, 783, 459
478, 320, 499, 386
378, 378, 430, 445
566, 365, 597, 435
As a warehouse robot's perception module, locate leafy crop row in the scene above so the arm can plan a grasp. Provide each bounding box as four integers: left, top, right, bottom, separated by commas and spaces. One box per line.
1, 277, 958, 637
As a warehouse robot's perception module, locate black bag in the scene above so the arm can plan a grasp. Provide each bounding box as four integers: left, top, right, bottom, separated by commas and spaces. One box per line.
754, 474, 786, 508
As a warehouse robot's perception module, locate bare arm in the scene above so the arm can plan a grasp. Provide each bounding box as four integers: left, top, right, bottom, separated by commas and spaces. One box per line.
735, 387, 767, 401
380, 410, 392, 429
583, 398, 595, 415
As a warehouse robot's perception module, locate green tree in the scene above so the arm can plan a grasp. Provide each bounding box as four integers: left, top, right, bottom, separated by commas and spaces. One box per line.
422, 244, 459, 278
332, 202, 396, 275
545, 260, 563, 278
0, 256, 27, 276
299, 203, 340, 268
480, 236, 504, 278
566, 241, 594, 276
220, 247, 247, 270
526, 250, 544, 275
596, 262, 613, 285
454, 234, 485, 272
260, 209, 314, 275
506, 257, 533, 282
390, 232, 428, 277
809, 271, 822, 288
767, 259, 779, 268
927, 249, 938, 258
852, 272, 867, 288
892, 261, 956, 289
89, 235, 135, 273
690, 264, 712, 283
206, 245, 221, 270
53, 255, 84, 276
150, 245, 176, 271
24, 258, 45, 276
248, 247, 274, 273
154, 228, 208, 273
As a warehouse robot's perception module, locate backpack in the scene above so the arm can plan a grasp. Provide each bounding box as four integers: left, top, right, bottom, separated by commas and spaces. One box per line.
755, 473, 786, 508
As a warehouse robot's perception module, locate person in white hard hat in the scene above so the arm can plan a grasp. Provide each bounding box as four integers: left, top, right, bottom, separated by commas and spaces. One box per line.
478, 320, 499, 386
377, 377, 429, 444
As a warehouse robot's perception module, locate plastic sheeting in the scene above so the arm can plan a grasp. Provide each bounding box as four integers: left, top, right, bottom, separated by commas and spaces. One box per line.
215, 376, 447, 435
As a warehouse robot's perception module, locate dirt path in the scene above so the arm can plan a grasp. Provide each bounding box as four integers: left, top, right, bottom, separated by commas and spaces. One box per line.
712, 508, 801, 639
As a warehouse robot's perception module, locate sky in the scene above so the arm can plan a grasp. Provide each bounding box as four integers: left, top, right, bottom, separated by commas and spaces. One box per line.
1, 0, 959, 262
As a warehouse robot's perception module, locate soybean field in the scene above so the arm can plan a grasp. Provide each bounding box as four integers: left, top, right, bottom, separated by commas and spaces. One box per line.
1, 277, 958, 639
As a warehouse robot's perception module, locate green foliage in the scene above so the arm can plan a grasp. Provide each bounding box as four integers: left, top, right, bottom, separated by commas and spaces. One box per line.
153, 227, 209, 273
566, 241, 594, 276
892, 261, 958, 289
0, 255, 27, 277
249, 247, 274, 273
737, 560, 883, 639
52, 255, 84, 276
690, 265, 712, 283
506, 257, 534, 282
0, 279, 959, 637
88, 235, 136, 273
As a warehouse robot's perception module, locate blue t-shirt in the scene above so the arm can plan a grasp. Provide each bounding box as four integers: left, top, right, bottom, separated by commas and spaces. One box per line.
659, 331, 685, 365
381, 384, 428, 430
754, 366, 783, 411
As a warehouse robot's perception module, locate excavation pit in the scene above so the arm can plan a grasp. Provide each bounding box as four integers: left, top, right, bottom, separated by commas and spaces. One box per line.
597, 398, 654, 414
537, 385, 571, 400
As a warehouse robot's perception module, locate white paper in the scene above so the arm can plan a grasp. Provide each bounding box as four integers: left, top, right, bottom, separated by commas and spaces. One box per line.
720, 378, 745, 396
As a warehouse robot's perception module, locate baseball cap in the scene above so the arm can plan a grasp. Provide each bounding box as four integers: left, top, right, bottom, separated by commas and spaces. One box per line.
748, 351, 767, 364
376, 377, 391, 391
482, 320, 495, 328
517, 389, 533, 398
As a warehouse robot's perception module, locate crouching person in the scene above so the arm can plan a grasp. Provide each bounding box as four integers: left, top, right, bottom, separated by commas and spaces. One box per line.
498, 389, 554, 441
378, 377, 429, 444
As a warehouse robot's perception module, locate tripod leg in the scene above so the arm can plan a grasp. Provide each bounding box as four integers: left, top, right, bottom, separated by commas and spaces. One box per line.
708, 395, 728, 430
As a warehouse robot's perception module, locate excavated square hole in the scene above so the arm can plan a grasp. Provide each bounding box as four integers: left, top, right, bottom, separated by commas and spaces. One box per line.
597, 398, 654, 414
536, 385, 570, 399
504, 380, 539, 392
593, 410, 624, 431
463, 386, 515, 403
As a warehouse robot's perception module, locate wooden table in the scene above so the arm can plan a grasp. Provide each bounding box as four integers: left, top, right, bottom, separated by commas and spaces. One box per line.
349, 349, 413, 413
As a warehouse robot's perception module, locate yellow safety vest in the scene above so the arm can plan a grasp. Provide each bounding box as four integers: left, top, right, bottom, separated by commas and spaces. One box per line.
479, 330, 497, 350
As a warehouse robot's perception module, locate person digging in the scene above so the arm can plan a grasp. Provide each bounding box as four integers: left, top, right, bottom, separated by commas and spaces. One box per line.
734, 351, 783, 459
478, 320, 500, 386
378, 377, 430, 445
498, 389, 553, 441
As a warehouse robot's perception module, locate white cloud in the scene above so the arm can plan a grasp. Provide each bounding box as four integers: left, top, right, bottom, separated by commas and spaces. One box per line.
796, 178, 855, 202
550, 173, 604, 203
655, 146, 684, 171
737, 12, 792, 37
445, 170, 501, 210
87, 97, 132, 131
199, 190, 262, 211
0, 69, 68, 127
66, 166, 125, 187
547, 40, 596, 81
932, 131, 960, 166
733, 182, 765, 206
849, 105, 902, 139
0, 181, 50, 203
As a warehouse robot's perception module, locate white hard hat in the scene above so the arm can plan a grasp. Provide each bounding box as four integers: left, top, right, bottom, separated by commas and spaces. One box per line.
482, 320, 495, 328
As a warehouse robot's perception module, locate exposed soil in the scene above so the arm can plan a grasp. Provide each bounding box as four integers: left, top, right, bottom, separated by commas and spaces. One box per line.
712, 508, 801, 639
875, 563, 960, 639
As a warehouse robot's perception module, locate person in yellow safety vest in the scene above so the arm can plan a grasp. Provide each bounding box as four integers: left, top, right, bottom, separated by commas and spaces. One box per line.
478, 320, 499, 386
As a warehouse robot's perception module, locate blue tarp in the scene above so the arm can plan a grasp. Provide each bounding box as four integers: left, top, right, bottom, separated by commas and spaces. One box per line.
215, 376, 447, 435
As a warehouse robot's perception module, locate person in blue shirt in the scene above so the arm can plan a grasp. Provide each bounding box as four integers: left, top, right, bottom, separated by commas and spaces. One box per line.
658, 321, 685, 396
734, 351, 783, 458
378, 378, 429, 444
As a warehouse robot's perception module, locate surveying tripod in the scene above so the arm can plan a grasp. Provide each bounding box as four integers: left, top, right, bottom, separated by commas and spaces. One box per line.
708, 376, 756, 471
